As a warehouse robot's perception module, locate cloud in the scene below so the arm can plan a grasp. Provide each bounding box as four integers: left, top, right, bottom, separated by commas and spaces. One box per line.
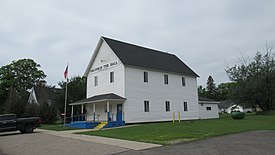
0, 0, 275, 87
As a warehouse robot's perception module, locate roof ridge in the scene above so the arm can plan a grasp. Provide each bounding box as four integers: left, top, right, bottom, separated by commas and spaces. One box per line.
86, 36, 200, 77
102, 36, 176, 56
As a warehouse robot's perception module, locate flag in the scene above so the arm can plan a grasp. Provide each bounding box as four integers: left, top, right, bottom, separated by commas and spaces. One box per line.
64, 65, 68, 79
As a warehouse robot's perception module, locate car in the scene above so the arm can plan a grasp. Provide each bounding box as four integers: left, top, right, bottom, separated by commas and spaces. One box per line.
0, 114, 41, 133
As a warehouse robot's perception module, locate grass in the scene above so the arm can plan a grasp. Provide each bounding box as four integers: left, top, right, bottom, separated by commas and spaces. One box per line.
79, 113, 275, 145
39, 124, 78, 131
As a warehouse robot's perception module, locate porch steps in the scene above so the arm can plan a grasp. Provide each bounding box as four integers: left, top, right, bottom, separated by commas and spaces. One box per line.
94, 122, 108, 130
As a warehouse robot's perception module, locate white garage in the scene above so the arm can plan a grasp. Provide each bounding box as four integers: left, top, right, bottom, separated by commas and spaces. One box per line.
198, 97, 219, 119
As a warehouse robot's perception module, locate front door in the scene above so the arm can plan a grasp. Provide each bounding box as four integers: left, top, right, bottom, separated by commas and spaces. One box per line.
116, 104, 123, 122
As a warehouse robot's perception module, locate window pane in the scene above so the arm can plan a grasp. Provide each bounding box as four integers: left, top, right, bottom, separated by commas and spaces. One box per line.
164, 75, 168, 84
165, 101, 170, 112
110, 72, 114, 83
94, 76, 98, 86
182, 77, 186, 86
206, 107, 211, 111
183, 102, 188, 111
144, 72, 148, 82
144, 101, 149, 112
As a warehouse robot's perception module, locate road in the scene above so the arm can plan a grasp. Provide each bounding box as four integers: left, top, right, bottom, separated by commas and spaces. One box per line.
1, 130, 275, 155
0, 131, 128, 155
115, 130, 275, 155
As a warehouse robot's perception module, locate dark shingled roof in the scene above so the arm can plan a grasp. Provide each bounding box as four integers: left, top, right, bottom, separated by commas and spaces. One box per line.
198, 96, 219, 102
102, 37, 199, 77
69, 93, 126, 105
34, 86, 61, 104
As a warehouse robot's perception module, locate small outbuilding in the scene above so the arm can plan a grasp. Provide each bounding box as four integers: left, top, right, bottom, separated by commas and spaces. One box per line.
198, 97, 219, 119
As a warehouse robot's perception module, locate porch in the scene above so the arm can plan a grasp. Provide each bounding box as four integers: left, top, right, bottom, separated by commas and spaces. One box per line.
66, 93, 126, 129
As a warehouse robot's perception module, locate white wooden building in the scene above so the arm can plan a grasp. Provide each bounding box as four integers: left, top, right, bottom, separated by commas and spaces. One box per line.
198, 97, 220, 119
69, 36, 201, 124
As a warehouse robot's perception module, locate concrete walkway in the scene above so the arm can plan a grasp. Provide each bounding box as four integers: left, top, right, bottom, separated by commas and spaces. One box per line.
38, 129, 161, 150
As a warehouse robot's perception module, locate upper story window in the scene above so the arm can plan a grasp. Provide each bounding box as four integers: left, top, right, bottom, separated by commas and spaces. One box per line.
182, 77, 186, 86
164, 74, 168, 84
165, 101, 170, 112
144, 72, 148, 83
144, 100, 149, 112
110, 72, 114, 83
94, 76, 98, 86
183, 102, 188, 111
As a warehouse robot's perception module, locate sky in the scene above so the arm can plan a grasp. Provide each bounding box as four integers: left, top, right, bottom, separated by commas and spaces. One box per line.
1, 0, 275, 87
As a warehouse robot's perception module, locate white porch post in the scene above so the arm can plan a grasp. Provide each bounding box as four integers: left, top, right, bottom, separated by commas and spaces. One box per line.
71, 105, 74, 120
107, 101, 110, 112
93, 103, 96, 121
81, 104, 84, 121
107, 101, 110, 122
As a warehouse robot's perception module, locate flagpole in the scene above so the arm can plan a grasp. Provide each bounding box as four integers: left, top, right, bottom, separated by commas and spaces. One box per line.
63, 78, 68, 127
63, 63, 69, 128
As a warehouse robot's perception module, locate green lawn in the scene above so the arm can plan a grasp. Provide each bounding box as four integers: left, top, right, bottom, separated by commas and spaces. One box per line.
39, 124, 77, 131
79, 114, 275, 145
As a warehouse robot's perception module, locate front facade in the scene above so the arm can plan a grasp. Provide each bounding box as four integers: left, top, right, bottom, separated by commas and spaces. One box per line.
70, 36, 200, 124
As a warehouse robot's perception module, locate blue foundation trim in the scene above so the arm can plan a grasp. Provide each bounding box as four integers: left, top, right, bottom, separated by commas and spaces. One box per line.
65, 122, 99, 129
104, 121, 125, 128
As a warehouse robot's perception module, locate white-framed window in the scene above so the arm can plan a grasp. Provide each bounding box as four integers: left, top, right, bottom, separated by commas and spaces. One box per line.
144, 100, 149, 112
164, 74, 168, 84
94, 76, 98, 86
144, 72, 148, 83
206, 107, 211, 111
182, 77, 186, 86
165, 101, 170, 112
183, 102, 188, 111
110, 72, 114, 83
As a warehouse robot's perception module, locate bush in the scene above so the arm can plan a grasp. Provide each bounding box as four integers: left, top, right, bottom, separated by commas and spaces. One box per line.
231, 112, 245, 119
38, 102, 58, 124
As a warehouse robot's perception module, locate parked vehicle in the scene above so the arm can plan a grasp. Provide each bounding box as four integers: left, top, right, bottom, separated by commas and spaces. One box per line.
0, 114, 41, 133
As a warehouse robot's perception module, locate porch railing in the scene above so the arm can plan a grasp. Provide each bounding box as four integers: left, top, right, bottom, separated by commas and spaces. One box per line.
66, 113, 124, 123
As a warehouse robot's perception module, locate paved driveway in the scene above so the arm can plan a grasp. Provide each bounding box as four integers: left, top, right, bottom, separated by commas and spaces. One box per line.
1, 130, 274, 155
116, 130, 275, 155
0, 131, 128, 155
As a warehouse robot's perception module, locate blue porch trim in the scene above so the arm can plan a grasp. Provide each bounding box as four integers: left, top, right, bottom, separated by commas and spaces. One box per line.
65, 121, 99, 129
104, 121, 125, 128
65, 121, 125, 129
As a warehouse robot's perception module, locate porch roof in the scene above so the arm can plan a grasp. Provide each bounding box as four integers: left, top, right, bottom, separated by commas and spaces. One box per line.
69, 93, 126, 106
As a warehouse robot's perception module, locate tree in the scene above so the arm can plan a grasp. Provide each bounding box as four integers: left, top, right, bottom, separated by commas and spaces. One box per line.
56, 76, 86, 116
0, 59, 46, 93
226, 47, 275, 111
38, 101, 58, 123
216, 82, 236, 101
4, 89, 28, 117
198, 85, 207, 97
205, 75, 217, 99
0, 58, 46, 113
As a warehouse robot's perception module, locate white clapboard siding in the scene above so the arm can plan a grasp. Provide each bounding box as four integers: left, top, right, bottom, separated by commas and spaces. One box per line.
124, 66, 199, 123
198, 103, 219, 119
86, 41, 125, 98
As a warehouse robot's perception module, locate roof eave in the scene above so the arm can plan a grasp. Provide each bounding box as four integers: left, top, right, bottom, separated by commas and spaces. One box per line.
69, 98, 126, 106
198, 101, 220, 104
